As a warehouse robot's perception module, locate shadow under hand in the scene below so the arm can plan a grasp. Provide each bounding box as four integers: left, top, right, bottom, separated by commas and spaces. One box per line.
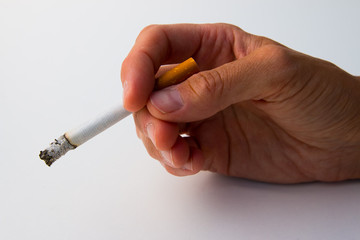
192, 174, 360, 238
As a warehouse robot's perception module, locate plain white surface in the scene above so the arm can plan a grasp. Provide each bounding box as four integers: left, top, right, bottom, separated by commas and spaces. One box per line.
1, 0, 360, 239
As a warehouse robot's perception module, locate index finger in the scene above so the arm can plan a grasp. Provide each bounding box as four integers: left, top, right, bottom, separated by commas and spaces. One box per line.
121, 24, 203, 112
121, 23, 251, 112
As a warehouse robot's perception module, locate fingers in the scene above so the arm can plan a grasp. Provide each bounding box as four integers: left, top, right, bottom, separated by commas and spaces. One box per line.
123, 23, 291, 176
160, 146, 204, 177
121, 24, 202, 112
134, 108, 204, 176
147, 44, 297, 122
121, 23, 255, 112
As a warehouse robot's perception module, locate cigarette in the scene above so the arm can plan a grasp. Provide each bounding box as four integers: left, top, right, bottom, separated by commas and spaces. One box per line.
39, 57, 199, 166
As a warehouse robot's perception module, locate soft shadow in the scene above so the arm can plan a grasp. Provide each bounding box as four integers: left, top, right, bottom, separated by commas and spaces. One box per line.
196, 174, 360, 218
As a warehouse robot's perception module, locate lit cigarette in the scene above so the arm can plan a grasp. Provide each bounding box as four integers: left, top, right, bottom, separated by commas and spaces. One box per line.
39, 57, 199, 166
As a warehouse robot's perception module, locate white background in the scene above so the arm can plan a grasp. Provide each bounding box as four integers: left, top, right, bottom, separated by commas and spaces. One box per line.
1, 0, 360, 239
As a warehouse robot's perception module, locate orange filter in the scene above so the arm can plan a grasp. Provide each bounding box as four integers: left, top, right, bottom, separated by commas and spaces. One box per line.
155, 57, 199, 90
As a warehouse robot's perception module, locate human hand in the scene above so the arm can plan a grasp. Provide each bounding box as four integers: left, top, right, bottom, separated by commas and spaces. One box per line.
121, 23, 360, 183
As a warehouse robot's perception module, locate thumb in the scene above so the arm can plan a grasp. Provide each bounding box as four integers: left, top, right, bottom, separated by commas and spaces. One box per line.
147, 45, 295, 122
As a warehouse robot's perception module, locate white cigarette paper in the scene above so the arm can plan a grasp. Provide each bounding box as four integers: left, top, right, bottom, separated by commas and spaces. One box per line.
39, 57, 200, 166
39, 104, 130, 166
66, 104, 130, 146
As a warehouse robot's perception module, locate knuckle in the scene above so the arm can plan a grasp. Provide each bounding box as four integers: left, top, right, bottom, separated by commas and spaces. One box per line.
263, 44, 296, 71
191, 70, 226, 99
186, 70, 228, 111
137, 25, 164, 44
260, 44, 300, 95
139, 24, 160, 35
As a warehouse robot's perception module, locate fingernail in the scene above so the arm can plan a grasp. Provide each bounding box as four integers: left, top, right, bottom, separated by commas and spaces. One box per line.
122, 80, 128, 101
150, 87, 184, 113
160, 150, 174, 167
182, 161, 193, 171
146, 123, 155, 146
123, 80, 128, 91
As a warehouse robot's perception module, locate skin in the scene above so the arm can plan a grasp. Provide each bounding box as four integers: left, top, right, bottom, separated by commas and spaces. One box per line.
121, 23, 360, 184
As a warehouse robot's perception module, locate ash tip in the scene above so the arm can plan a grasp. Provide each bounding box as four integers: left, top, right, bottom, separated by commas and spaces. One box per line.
39, 150, 55, 167
39, 135, 76, 167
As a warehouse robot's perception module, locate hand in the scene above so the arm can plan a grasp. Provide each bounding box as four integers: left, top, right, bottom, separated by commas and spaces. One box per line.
121, 23, 360, 183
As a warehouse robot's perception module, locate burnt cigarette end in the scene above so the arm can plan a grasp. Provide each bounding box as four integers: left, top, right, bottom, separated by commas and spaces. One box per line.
39, 135, 76, 167
39, 150, 55, 167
